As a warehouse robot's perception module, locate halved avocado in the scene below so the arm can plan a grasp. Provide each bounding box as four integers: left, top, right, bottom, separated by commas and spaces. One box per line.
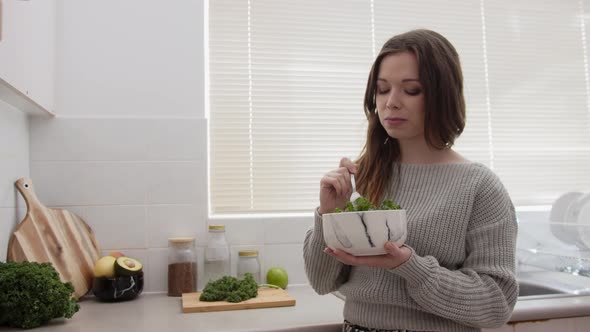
115, 256, 143, 276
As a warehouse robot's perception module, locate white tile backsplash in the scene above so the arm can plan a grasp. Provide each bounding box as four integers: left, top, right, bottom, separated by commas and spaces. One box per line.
145, 162, 205, 204
146, 204, 206, 248
26, 117, 218, 292
0, 177, 18, 210
263, 244, 306, 285
0, 162, 29, 209
147, 247, 168, 293
30, 118, 206, 162
30, 161, 148, 206
0, 102, 29, 157
30, 118, 149, 161
0, 103, 29, 262
0, 103, 29, 209
264, 216, 314, 244
0, 208, 19, 261
144, 119, 207, 161
214, 218, 266, 245
84, 205, 147, 249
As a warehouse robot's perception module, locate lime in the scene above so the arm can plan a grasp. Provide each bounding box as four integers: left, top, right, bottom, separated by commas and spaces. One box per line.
266, 267, 288, 289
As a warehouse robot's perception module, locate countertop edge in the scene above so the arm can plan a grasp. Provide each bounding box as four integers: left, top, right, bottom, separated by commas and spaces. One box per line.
332, 291, 590, 323
510, 295, 590, 322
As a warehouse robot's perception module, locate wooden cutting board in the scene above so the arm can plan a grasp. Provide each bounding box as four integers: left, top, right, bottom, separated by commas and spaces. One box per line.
182, 288, 296, 313
7, 177, 101, 299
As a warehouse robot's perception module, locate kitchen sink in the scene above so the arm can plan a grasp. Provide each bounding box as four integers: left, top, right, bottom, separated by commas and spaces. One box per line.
517, 271, 590, 299
518, 280, 567, 297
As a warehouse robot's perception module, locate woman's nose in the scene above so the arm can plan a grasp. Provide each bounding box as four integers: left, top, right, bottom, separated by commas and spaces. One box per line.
385, 89, 401, 110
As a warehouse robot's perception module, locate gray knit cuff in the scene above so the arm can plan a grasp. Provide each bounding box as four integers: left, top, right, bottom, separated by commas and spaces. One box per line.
310, 207, 327, 247
388, 246, 438, 289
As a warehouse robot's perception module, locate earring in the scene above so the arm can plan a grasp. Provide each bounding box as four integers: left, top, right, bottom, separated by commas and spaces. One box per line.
384, 137, 389, 145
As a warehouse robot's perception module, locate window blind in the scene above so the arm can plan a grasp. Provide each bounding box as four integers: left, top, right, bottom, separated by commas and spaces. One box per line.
209, 0, 590, 214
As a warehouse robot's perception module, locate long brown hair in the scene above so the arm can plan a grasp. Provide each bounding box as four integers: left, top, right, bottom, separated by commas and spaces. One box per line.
356, 29, 466, 205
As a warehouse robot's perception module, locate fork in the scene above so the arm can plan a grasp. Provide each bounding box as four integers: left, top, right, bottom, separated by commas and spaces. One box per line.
350, 174, 360, 203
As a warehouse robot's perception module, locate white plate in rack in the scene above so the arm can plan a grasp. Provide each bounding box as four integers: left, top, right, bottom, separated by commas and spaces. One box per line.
576, 197, 590, 250
564, 193, 590, 249
550, 192, 584, 245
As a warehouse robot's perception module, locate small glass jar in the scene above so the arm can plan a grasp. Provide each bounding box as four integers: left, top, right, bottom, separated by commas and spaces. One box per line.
237, 250, 261, 283
167, 237, 197, 297
204, 224, 230, 285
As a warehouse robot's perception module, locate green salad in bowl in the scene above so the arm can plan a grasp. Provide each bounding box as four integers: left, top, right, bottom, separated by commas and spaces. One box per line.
334, 196, 401, 213
324, 196, 406, 256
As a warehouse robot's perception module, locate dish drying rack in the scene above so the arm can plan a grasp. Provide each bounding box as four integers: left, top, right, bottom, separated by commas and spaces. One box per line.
517, 220, 590, 277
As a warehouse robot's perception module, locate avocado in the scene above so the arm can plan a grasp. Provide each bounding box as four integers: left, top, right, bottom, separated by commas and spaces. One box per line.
114, 256, 143, 276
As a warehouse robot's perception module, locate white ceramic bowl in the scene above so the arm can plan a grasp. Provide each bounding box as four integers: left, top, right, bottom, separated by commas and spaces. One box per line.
322, 209, 407, 256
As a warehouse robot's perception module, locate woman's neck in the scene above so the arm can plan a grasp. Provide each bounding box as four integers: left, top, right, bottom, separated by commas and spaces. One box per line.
398, 138, 466, 164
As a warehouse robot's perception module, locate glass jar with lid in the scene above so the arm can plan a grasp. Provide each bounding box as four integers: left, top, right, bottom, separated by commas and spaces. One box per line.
237, 250, 261, 283
204, 224, 230, 285
167, 237, 197, 297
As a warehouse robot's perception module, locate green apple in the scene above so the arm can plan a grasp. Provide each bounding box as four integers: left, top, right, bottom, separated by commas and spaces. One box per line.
266, 267, 288, 289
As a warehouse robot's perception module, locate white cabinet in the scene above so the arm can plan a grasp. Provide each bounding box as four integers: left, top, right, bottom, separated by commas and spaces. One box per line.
0, 0, 55, 114
0, 0, 28, 94
26, 0, 56, 113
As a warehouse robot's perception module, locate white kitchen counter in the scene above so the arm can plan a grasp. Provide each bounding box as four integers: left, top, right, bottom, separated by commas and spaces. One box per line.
1, 286, 590, 332
0, 286, 344, 332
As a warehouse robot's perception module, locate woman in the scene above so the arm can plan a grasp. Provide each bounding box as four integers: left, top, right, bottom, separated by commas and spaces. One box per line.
303, 29, 518, 332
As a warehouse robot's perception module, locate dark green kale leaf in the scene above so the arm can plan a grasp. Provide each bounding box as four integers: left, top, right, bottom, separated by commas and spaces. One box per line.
199, 273, 258, 303
0, 261, 79, 329
353, 196, 376, 211
333, 196, 401, 213
380, 199, 401, 210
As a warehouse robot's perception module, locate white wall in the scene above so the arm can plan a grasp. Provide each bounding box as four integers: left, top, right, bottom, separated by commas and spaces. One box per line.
0, 102, 29, 261
26, 0, 313, 293
55, 0, 205, 118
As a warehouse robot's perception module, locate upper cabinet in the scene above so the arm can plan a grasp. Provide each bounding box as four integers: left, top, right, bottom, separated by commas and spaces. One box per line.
0, 0, 55, 116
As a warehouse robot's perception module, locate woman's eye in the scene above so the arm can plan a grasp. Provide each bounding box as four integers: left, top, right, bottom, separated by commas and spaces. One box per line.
377, 89, 390, 95
405, 89, 421, 96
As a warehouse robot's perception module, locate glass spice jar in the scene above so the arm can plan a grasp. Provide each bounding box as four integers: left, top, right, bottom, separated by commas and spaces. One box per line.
204, 224, 230, 285
237, 250, 261, 283
167, 237, 197, 297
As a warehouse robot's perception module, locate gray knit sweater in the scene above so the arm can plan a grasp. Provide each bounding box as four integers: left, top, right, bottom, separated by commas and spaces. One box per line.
303, 162, 518, 332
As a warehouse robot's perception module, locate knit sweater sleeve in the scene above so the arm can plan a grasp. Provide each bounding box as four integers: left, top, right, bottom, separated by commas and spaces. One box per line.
389, 170, 519, 328
303, 208, 352, 295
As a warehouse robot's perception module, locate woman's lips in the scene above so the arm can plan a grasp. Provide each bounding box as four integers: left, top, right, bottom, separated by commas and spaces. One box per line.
384, 118, 407, 126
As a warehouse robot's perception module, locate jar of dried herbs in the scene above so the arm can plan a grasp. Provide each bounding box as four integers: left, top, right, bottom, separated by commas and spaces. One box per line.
167, 237, 197, 297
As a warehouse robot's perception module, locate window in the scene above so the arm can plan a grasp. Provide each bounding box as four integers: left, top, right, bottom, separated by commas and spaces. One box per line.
209, 0, 590, 215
